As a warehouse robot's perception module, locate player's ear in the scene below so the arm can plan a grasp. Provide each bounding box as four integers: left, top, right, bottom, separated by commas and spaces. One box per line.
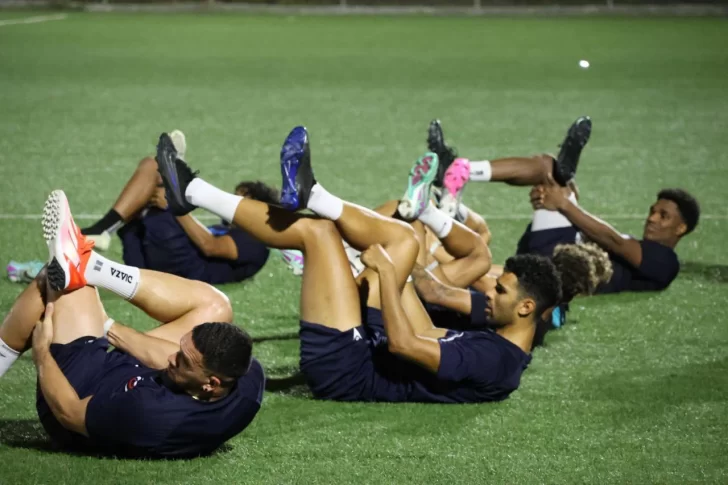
207, 375, 222, 389
675, 221, 687, 237
517, 298, 536, 318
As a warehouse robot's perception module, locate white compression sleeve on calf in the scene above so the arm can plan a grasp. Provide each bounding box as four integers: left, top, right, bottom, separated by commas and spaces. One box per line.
185, 178, 242, 223
307, 184, 344, 221
418, 204, 453, 239
469, 161, 492, 182
531, 192, 578, 232
0, 338, 20, 378
84, 252, 140, 300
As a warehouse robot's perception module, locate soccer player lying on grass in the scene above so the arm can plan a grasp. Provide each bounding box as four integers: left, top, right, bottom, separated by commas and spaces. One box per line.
0, 191, 263, 457
156, 126, 561, 403
428, 117, 701, 293
81, 130, 273, 285
412, 241, 613, 348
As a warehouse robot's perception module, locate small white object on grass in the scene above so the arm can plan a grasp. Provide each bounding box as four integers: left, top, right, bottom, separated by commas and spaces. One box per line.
579, 60, 590, 69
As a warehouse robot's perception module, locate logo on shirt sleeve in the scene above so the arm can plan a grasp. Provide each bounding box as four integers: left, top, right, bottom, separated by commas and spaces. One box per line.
124, 376, 144, 392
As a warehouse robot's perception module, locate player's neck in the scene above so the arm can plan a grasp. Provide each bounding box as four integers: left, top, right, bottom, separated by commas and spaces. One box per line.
496, 319, 535, 353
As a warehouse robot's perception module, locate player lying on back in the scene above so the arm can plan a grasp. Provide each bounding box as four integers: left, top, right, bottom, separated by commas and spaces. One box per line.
81, 130, 274, 285
156, 126, 562, 403
0, 191, 263, 457
427, 117, 700, 294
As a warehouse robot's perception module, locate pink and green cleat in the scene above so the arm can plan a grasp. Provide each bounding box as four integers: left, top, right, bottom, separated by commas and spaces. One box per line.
397, 152, 439, 221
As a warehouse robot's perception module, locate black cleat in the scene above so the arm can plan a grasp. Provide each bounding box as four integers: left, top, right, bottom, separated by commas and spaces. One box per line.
427, 119, 458, 188
155, 133, 197, 216
553, 116, 592, 186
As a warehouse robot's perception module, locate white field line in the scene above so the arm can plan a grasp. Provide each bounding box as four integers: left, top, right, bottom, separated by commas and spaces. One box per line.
0, 14, 67, 27
0, 213, 726, 221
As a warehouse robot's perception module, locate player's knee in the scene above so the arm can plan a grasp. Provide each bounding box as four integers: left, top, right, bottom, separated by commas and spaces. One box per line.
471, 237, 492, 275
302, 217, 340, 242
393, 221, 419, 264
138, 156, 158, 172
201, 285, 234, 324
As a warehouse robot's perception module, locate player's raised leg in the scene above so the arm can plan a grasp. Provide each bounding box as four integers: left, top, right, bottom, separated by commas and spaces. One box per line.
44, 190, 232, 345
428, 117, 591, 187
155, 129, 363, 330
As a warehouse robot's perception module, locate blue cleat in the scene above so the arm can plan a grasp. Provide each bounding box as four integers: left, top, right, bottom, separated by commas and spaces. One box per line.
279, 126, 315, 211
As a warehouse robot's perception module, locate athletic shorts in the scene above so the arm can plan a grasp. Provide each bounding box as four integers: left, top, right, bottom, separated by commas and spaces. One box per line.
299, 308, 418, 402
516, 223, 579, 257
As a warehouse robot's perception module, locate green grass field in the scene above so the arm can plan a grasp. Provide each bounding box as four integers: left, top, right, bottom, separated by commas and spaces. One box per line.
0, 12, 727, 484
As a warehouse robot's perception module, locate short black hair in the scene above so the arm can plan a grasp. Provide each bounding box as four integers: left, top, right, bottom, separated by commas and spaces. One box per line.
657, 188, 700, 235
504, 254, 562, 317
192, 323, 253, 386
235, 180, 280, 205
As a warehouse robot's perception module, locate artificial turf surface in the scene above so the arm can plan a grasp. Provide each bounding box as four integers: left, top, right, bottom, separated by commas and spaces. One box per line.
0, 11, 727, 484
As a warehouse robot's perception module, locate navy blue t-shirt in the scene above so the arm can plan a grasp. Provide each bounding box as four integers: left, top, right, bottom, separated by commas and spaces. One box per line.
83, 354, 265, 458
423, 291, 490, 331
203, 224, 270, 284
597, 239, 680, 294
405, 330, 531, 403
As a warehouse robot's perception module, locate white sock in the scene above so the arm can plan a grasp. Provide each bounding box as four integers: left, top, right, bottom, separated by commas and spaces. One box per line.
0, 337, 20, 378
455, 203, 470, 223
185, 178, 243, 223
418, 204, 453, 238
470, 160, 492, 182
307, 184, 344, 221
84, 252, 140, 300
531, 192, 578, 232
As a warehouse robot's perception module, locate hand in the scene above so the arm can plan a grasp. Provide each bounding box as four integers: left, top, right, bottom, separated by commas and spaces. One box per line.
360, 244, 394, 272
149, 186, 168, 210
32, 303, 55, 362
530, 173, 569, 211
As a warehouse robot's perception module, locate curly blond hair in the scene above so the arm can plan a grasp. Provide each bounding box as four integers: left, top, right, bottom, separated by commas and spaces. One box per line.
552, 242, 613, 302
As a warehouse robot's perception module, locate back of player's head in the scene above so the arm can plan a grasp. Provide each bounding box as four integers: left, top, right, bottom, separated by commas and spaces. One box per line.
552, 243, 613, 302
235, 180, 280, 205
504, 254, 562, 317
192, 322, 253, 387
657, 188, 700, 235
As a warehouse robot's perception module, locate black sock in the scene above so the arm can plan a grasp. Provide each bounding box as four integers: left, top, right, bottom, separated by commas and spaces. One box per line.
81, 209, 124, 235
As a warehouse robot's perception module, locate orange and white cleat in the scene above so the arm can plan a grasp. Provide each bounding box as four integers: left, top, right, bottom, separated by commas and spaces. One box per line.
42, 190, 94, 292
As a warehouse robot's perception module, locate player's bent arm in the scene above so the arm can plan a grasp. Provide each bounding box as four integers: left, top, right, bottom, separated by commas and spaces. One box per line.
34, 349, 90, 437
559, 200, 643, 267
175, 214, 240, 260
107, 322, 179, 370
411, 264, 472, 315
378, 264, 441, 374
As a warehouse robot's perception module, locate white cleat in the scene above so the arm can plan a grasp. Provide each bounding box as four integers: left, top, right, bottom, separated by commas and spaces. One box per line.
168, 130, 187, 161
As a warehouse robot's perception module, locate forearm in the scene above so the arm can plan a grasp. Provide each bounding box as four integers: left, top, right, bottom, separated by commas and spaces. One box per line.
35, 350, 88, 436
106, 322, 178, 370
411, 264, 472, 314
559, 201, 624, 251
175, 215, 219, 256
378, 266, 417, 351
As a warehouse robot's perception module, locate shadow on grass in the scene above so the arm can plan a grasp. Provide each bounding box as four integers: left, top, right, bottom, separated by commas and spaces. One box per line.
679, 261, 728, 284
265, 367, 311, 398
253, 332, 298, 344
0, 419, 231, 458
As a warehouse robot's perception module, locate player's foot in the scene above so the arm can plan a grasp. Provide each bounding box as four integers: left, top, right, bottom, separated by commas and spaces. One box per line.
427, 120, 458, 188
42, 190, 94, 292
168, 129, 187, 161
156, 132, 197, 216
397, 152, 439, 220
279, 126, 315, 211
277, 249, 304, 276
553, 116, 591, 186
6, 260, 45, 283
437, 157, 471, 218
86, 231, 112, 251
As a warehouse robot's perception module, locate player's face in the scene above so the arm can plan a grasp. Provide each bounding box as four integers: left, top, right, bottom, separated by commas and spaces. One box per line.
165, 332, 214, 394
485, 273, 529, 328
643, 199, 686, 242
